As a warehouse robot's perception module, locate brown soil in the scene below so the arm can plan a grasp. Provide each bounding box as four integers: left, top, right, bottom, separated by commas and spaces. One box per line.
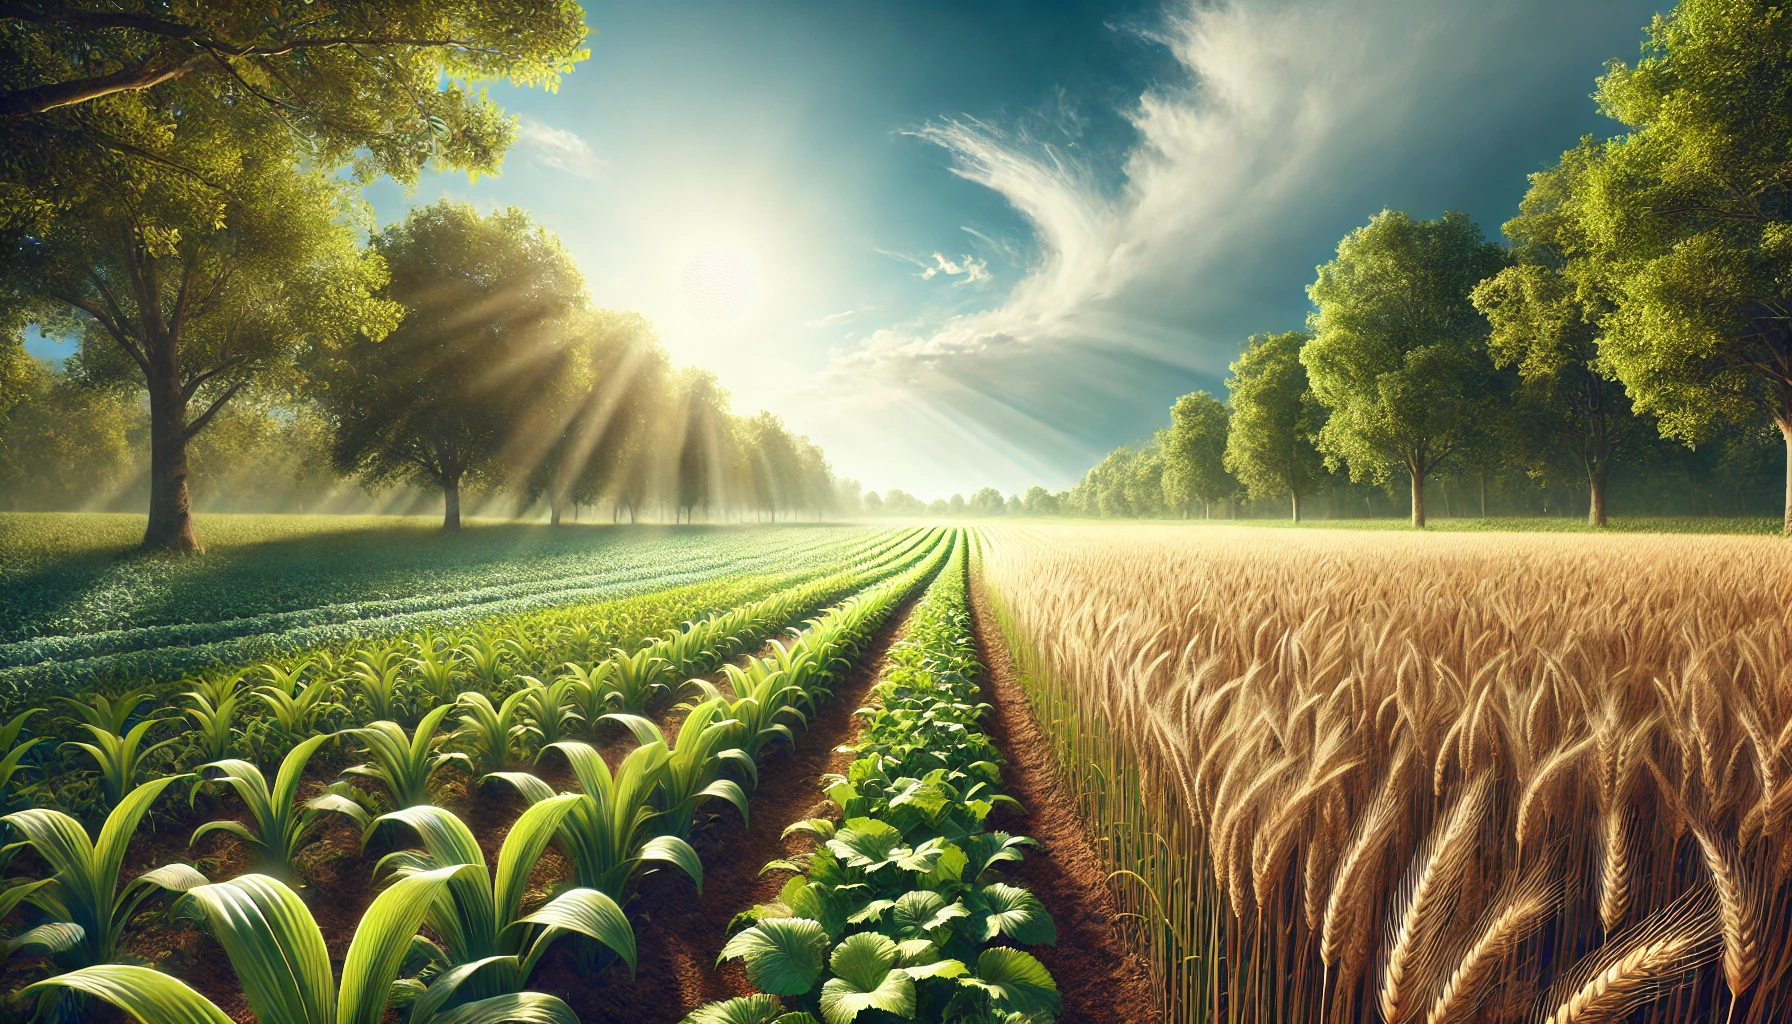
967, 570, 1160, 1024
526, 601, 919, 1022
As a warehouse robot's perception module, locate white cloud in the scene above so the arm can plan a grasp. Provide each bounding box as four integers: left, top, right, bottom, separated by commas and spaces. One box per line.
830, 0, 1638, 389
918, 252, 992, 283
804, 309, 862, 328
517, 118, 605, 178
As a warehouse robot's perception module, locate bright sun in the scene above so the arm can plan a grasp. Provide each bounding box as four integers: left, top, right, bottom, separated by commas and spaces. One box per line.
679, 245, 756, 320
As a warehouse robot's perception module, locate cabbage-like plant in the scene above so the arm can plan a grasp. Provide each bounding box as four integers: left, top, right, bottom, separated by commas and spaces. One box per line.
338, 705, 464, 810
55, 691, 180, 808
190, 733, 368, 882
605, 699, 752, 840
452, 689, 534, 775
0, 776, 206, 971
370, 798, 636, 1013
488, 740, 701, 902
24, 869, 577, 1024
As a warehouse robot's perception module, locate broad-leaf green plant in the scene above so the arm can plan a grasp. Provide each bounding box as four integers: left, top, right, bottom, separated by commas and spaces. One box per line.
337, 705, 465, 810
190, 734, 369, 883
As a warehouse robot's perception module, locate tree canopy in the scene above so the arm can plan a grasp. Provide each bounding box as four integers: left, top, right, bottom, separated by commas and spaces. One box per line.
1224, 332, 1326, 521
1159, 391, 1232, 517
1303, 210, 1509, 527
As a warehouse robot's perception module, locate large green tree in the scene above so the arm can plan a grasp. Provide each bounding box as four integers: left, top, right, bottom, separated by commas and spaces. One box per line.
1564, 0, 1792, 533
321, 202, 586, 531
1224, 332, 1326, 521
0, 2, 590, 550
1472, 143, 1646, 527
1159, 391, 1234, 518
1302, 210, 1508, 527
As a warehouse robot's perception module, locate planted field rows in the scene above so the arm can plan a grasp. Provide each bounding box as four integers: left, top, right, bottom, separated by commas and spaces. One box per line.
0, 527, 959, 1024
980, 524, 1792, 1024
0, 527, 898, 710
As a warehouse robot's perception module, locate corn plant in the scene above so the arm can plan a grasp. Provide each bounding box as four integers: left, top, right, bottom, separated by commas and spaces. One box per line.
0, 775, 206, 971
408, 644, 465, 707
337, 705, 465, 810
255, 660, 340, 742
369, 797, 636, 1012
606, 699, 753, 840
452, 689, 534, 775
456, 634, 515, 691
189, 733, 369, 882
599, 647, 674, 715
24, 868, 577, 1024
0, 710, 42, 810
55, 690, 180, 808
488, 740, 701, 902
514, 675, 583, 748
182, 685, 243, 763
343, 649, 408, 725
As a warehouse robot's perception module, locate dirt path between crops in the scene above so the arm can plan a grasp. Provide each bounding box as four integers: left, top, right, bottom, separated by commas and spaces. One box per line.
529, 598, 921, 1023
967, 571, 1160, 1024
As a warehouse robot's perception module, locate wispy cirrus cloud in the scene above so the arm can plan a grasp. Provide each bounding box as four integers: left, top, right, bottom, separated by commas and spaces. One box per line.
804, 308, 864, 328
803, 0, 1652, 494
517, 118, 606, 178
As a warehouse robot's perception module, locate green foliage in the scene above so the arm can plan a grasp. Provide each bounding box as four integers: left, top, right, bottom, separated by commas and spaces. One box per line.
700, 533, 1063, 1023
1160, 391, 1236, 516
54, 690, 180, 808
190, 733, 366, 883
319, 201, 589, 531
1303, 210, 1510, 526
337, 705, 465, 810
369, 798, 636, 1008
1224, 333, 1327, 520
0, 776, 206, 972
24, 867, 579, 1024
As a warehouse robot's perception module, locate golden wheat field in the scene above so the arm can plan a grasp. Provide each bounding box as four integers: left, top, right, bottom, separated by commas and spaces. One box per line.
976, 524, 1792, 1024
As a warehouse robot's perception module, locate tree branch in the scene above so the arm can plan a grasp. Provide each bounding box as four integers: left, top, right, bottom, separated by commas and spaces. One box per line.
184, 376, 249, 439
56, 291, 149, 374
0, 52, 205, 116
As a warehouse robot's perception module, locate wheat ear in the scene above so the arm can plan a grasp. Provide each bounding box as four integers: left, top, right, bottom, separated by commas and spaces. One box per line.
1381, 773, 1492, 1024
1540, 892, 1719, 1024
1424, 866, 1559, 1024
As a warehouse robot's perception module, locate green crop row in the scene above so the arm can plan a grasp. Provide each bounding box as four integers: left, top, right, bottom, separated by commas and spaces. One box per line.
686, 530, 1064, 1024
0, 529, 911, 715
0, 530, 955, 1024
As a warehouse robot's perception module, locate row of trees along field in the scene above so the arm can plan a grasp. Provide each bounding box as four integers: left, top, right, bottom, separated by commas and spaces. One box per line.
942, 3, 1792, 532
0, 2, 852, 549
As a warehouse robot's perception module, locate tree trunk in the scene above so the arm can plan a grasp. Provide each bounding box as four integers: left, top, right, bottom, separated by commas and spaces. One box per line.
1588, 459, 1610, 528
443, 475, 462, 532
1479, 472, 1487, 518
1291, 491, 1302, 522
550, 494, 562, 525
143, 360, 201, 553
1410, 470, 1427, 529
1780, 417, 1792, 536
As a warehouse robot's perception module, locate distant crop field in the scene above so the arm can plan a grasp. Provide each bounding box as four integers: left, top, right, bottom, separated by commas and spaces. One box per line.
981, 523, 1792, 1024
0, 513, 876, 699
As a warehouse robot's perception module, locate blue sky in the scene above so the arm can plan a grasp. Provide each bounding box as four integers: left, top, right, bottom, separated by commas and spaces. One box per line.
25, 0, 1669, 498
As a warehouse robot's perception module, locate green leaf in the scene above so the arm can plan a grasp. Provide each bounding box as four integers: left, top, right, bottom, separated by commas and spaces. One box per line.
967, 884, 1056, 946
23, 964, 235, 1024
682, 994, 790, 1024
960, 947, 1060, 1017
2, 921, 84, 959
429, 991, 581, 1024
518, 887, 637, 978
718, 917, 829, 996
818, 932, 915, 1024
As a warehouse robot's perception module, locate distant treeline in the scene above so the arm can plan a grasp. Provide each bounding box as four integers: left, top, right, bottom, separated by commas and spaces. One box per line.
1, 203, 859, 529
